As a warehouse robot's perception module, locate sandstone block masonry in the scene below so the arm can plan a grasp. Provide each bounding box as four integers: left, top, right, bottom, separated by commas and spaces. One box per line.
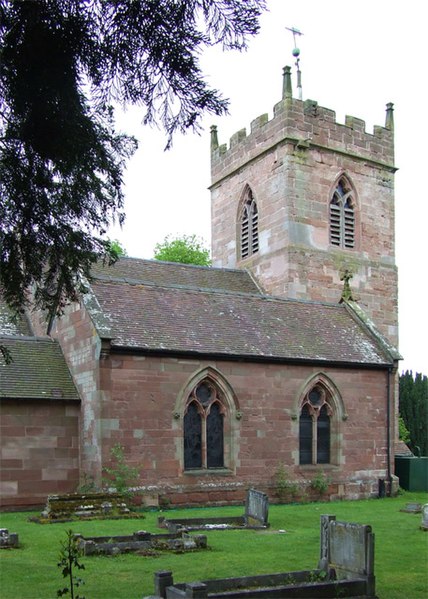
0, 401, 79, 509
210, 86, 398, 348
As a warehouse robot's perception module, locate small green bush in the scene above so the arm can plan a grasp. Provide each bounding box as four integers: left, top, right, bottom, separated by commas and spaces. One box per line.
398, 416, 411, 445
102, 444, 140, 498
274, 463, 299, 502
310, 471, 330, 496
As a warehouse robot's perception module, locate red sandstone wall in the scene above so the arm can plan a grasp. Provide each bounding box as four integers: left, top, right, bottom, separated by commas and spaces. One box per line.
47, 300, 104, 486
0, 400, 80, 508
99, 353, 391, 505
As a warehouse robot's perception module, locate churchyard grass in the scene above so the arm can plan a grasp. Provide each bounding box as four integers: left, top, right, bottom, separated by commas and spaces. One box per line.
0, 491, 427, 599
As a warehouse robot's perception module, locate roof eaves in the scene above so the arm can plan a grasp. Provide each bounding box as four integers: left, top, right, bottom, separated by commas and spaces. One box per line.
342, 300, 401, 363
109, 344, 393, 369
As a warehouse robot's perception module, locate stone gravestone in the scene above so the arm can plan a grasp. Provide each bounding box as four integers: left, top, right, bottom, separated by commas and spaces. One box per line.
421, 504, 428, 531
319, 514, 375, 597
0, 529, 19, 548
400, 502, 422, 513
244, 488, 269, 527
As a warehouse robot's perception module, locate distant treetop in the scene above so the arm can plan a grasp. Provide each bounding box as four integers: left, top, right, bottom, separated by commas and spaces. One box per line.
153, 234, 211, 266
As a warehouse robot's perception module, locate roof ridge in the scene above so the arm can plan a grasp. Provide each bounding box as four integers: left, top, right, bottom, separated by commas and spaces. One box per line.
90, 274, 263, 297
103, 256, 248, 275
90, 276, 348, 308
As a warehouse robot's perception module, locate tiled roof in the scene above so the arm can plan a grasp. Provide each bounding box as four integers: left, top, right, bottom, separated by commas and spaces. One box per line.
0, 337, 79, 400
87, 259, 393, 366
89, 257, 261, 295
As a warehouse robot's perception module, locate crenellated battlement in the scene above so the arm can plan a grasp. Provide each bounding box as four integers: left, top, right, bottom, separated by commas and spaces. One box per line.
211, 67, 395, 186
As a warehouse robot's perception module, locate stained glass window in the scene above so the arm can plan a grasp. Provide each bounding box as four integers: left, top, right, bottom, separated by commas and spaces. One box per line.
184, 381, 225, 470
207, 403, 224, 468
299, 385, 331, 465
184, 402, 202, 469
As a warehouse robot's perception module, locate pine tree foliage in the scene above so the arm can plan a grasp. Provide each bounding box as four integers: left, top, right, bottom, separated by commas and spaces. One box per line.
0, 0, 265, 317
399, 370, 428, 456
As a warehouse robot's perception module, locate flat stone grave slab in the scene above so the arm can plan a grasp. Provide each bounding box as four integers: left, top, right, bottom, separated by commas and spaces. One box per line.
31, 492, 145, 523
158, 489, 269, 532
400, 502, 422, 513
74, 530, 207, 556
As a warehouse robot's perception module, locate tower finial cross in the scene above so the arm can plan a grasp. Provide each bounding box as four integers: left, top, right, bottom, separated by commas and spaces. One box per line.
285, 26, 303, 48
285, 26, 304, 100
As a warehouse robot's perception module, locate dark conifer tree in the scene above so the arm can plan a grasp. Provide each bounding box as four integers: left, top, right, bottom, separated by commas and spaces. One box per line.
0, 0, 266, 318
399, 371, 428, 455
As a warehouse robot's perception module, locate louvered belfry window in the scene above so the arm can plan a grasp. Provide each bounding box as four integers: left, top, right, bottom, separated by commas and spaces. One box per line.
329, 178, 355, 249
299, 385, 331, 465
184, 381, 225, 470
241, 189, 259, 259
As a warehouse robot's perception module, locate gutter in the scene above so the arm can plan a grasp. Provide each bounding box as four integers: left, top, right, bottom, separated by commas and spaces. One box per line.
107, 344, 393, 370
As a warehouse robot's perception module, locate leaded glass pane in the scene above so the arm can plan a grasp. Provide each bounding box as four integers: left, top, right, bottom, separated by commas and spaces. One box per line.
207, 403, 224, 468
299, 404, 312, 465
184, 402, 202, 469
317, 404, 330, 464
196, 383, 212, 406
309, 388, 322, 406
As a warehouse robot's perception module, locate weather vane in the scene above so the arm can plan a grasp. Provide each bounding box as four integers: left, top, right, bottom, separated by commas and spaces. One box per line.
285, 26, 303, 100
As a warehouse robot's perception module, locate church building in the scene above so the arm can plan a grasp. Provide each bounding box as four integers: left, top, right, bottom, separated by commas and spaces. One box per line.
0, 66, 401, 509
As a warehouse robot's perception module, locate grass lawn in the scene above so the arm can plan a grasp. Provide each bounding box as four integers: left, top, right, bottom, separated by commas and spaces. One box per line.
0, 492, 427, 599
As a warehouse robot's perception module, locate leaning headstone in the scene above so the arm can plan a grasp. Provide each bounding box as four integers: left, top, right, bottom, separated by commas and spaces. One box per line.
421, 504, 428, 531
0, 528, 19, 548
244, 488, 269, 527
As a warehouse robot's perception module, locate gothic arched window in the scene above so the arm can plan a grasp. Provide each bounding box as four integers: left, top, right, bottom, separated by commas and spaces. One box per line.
184, 381, 225, 470
299, 385, 332, 465
240, 188, 259, 259
329, 177, 355, 249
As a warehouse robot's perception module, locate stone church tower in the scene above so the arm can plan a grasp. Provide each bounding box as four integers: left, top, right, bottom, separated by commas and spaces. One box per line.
210, 66, 398, 347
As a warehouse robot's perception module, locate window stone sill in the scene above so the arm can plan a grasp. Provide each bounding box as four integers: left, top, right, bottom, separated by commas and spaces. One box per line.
296, 464, 339, 471
183, 468, 233, 477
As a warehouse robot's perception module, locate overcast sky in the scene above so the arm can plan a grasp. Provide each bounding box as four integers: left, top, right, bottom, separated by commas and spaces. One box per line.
109, 0, 427, 375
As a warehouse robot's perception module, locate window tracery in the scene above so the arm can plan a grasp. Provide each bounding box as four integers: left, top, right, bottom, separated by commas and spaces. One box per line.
240, 188, 259, 259
329, 177, 355, 249
183, 381, 225, 470
299, 384, 332, 465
